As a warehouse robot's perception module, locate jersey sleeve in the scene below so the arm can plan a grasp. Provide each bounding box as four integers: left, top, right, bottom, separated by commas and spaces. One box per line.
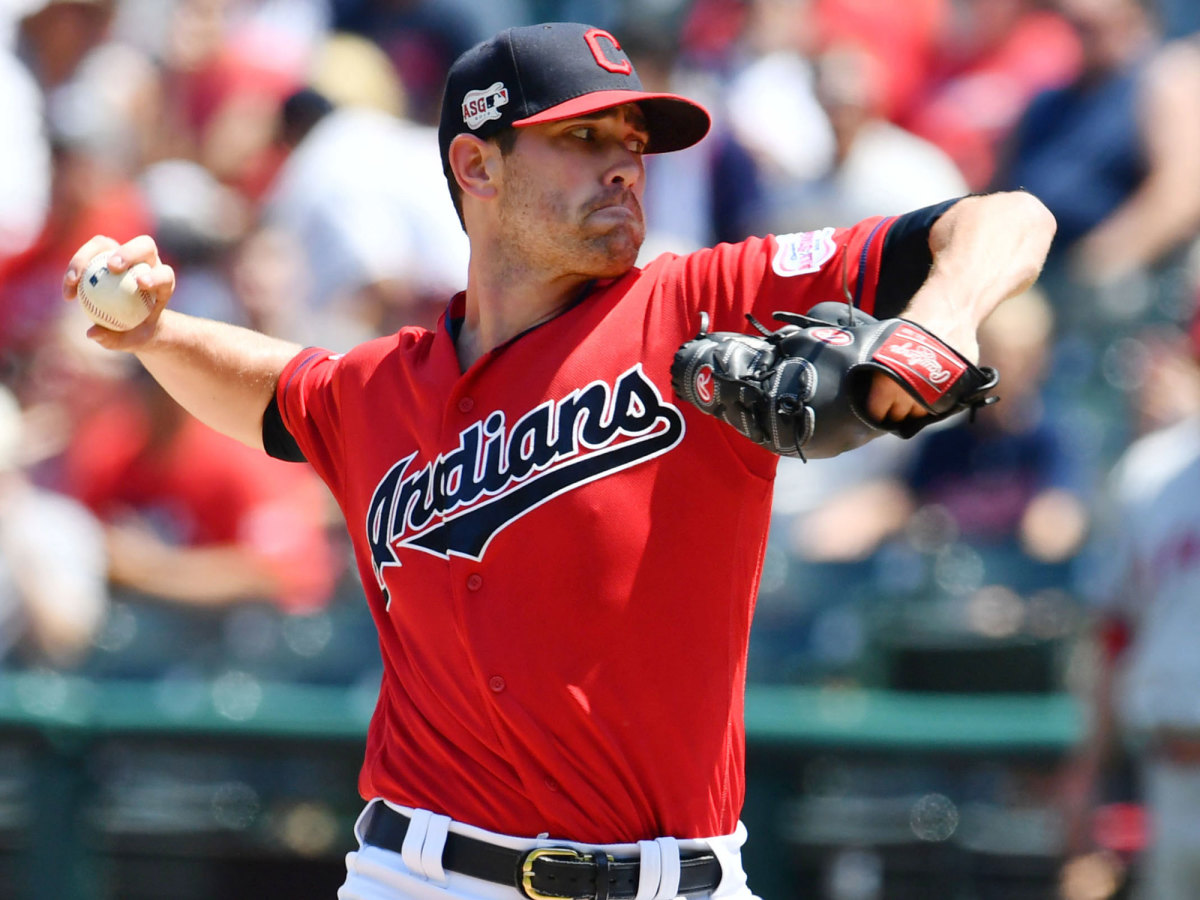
263, 396, 305, 462
873, 197, 964, 318
663, 198, 964, 333
274, 347, 348, 498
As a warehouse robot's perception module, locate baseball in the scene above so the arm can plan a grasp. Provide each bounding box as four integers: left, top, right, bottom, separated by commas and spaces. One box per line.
77, 250, 156, 331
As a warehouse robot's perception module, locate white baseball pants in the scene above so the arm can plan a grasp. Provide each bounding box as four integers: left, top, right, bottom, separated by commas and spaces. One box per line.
337, 799, 758, 900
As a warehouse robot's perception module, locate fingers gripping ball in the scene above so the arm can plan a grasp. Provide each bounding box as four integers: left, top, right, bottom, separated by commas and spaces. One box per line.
77, 251, 156, 331
671, 303, 1000, 460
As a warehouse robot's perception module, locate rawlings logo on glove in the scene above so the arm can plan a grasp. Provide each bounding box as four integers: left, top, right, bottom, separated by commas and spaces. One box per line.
670, 302, 1000, 460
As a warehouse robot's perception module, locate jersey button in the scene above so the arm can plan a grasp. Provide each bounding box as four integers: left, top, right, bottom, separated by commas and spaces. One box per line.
488, 676, 506, 693
458, 397, 474, 413
466, 573, 483, 591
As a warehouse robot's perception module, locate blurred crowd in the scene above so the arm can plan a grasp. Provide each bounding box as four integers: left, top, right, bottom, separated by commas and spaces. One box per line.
4, 0, 1200, 892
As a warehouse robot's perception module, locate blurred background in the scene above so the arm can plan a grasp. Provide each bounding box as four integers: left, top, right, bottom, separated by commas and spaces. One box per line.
3, 0, 1200, 897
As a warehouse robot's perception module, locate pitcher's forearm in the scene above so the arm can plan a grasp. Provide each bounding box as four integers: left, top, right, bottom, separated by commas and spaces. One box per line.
133, 310, 303, 450
903, 191, 1056, 358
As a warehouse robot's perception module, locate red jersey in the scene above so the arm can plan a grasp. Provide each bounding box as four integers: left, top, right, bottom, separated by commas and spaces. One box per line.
277, 223, 900, 843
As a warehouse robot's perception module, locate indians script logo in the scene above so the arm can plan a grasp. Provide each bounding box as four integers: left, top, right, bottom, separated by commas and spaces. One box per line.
366, 364, 684, 601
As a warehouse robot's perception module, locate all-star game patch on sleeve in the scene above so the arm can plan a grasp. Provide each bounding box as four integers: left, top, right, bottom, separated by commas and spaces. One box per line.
671, 221, 887, 333
660, 198, 966, 339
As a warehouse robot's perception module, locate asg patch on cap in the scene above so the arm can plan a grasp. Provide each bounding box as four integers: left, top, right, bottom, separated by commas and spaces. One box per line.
462, 82, 509, 130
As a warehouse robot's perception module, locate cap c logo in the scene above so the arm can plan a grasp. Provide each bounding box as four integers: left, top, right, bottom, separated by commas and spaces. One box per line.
584, 28, 632, 75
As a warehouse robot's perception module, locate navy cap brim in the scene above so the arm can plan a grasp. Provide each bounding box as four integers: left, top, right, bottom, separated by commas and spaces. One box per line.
513, 89, 711, 154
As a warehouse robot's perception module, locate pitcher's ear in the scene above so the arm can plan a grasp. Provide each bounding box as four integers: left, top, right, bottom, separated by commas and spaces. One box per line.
448, 133, 501, 202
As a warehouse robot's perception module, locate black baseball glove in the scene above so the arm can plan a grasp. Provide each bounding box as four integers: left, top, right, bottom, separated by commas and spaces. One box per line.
670, 301, 999, 460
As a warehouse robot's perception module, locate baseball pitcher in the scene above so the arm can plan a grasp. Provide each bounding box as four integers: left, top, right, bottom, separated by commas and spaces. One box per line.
63, 22, 1055, 900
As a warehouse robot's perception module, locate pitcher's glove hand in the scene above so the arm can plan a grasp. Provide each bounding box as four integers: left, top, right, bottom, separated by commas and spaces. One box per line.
670, 301, 1000, 459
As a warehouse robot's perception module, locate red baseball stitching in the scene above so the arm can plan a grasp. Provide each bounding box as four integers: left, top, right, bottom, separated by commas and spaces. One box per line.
80, 280, 153, 330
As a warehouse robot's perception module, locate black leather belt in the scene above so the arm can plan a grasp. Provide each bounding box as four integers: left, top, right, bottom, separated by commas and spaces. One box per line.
361, 803, 724, 900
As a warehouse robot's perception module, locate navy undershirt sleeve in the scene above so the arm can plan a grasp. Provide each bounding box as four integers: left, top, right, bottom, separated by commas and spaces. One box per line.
874, 196, 965, 320
263, 395, 307, 462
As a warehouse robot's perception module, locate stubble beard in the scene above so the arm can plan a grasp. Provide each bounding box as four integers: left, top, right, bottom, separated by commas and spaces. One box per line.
498, 170, 644, 281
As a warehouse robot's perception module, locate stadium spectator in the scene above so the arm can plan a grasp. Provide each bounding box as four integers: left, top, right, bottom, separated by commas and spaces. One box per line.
1062, 312, 1200, 900
62, 371, 338, 614
0, 383, 108, 668
137, 0, 318, 200
620, 21, 764, 255
757, 41, 968, 234
903, 0, 1082, 190
720, 0, 837, 194
0, 108, 153, 384
331, 0, 497, 125
0, 26, 51, 259
225, 223, 315, 343
995, 0, 1200, 288
813, 0, 947, 121
15, 0, 115, 93
261, 33, 469, 346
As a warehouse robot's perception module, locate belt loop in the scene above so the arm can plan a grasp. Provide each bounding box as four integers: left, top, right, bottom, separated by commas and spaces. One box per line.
421, 813, 452, 884
352, 799, 380, 848
593, 851, 610, 900
701, 823, 743, 898
634, 840, 661, 900
654, 837, 680, 900
401, 808, 433, 876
